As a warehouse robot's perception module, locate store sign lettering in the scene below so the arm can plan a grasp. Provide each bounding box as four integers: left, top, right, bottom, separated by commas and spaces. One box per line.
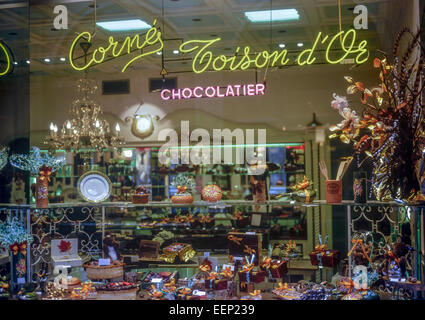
0, 41, 11, 77
161, 83, 265, 100
69, 21, 369, 74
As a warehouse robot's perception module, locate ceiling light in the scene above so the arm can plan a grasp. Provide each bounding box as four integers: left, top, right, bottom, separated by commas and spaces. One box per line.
173, 50, 179, 54
44, 58, 51, 63
13, 61, 18, 65
279, 43, 286, 48
244, 9, 300, 23
60, 57, 66, 62
96, 19, 151, 32
156, 51, 162, 55
297, 42, 304, 47
26, 60, 30, 64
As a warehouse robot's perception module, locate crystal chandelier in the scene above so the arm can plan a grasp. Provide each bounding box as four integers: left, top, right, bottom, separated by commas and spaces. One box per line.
45, 78, 125, 153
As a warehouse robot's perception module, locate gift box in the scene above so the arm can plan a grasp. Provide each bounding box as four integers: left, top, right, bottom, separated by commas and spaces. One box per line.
161, 243, 196, 263
139, 240, 160, 259
51, 238, 82, 268
204, 279, 228, 291
227, 232, 262, 265
238, 270, 266, 283
309, 250, 340, 268
239, 281, 255, 293
261, 259, 288, 278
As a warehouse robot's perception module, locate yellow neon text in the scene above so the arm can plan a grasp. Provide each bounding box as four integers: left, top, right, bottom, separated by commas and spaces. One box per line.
68, 24, 369, 73
69, 19, 163, 72
0, 41, 11, 76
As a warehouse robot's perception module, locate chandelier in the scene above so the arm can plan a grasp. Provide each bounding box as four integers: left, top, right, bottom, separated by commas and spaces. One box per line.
45, 78, 125, 153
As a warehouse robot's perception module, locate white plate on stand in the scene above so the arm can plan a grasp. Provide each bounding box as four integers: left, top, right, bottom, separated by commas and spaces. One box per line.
78, 171, 112, 203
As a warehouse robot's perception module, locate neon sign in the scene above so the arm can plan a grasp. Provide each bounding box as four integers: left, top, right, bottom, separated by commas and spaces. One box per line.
0, 41, 11, 77
69, 22, 369, 74
161, 83, 266, 100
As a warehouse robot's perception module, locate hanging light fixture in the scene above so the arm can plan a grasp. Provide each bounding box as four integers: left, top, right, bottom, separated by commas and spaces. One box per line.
44, 77, 125, 153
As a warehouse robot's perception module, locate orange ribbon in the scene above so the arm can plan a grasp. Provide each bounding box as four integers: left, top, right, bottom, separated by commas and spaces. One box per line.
38, 165, 52, 182
9, 241, 27, 256
227, 235, 242, 245
177, 185, 188, 193
243, 245, 256, 256
276, 282, 289, 290
260, 257, 272, 269
347, 239, 371, 262
220, 267, 233, 279
249, 289, 261, 297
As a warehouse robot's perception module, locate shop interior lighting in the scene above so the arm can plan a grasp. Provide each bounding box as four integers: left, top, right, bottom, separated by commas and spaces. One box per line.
244, 9, 300, 23
26, 60, 30, 64
44, 58, 51, 63
173, 50, 179, 54
279, 43, 286, 48
297, 42, 304, 47
96, 19, 151, 32
60, 57, 66, 62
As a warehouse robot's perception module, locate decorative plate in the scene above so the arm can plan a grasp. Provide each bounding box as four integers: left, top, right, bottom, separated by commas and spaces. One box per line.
77, 171, 112, 203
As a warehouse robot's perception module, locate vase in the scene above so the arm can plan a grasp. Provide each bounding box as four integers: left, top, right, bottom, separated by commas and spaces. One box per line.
35, 176, 49, 208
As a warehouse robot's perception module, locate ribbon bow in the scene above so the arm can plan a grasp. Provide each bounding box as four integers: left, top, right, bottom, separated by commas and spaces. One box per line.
38, 165, 53, 182
339, 278, 355, 293
208, 272, 219, 281
9, 241, 27, 256
347, 238, 371, 262
249, 289, 261, 297
177, 185, 188, 193
178, 287, 192, 295
163, 279, 176, 293
243, 245, 256, 256
220, 267, 233, 279
261, 257, 272, 269
227, 235, 242, 245
241, 254, 255, 273
276, 282, 289, 291
80, 282, 93, 299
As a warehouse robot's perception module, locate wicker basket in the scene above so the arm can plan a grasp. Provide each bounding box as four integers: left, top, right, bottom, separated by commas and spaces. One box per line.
132, 194, 149, 204
96, 288, 138, 300
84, 263, 124, 280
171, 194, 194, 204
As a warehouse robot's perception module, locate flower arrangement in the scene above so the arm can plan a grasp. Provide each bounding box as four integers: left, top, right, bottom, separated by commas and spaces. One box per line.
171, 175, 196, 194
330, 28, 425, 202
0, 146, 9, 171
10, 147, 64, 174
0, 217, 33, 249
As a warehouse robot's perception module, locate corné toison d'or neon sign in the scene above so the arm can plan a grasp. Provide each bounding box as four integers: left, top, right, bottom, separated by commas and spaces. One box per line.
69, 19, 369, 74
0, 41, 11, 77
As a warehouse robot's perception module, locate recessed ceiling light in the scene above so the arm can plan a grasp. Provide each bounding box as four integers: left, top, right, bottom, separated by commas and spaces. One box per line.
13, 61, 18, 65
173, 50, 179, 54
192, 18, 201, 22
297, 42, 304, 47
26, 60, 30, 64
279, 43, 286, 48
44, 58, 51, 63
156, 51, 162, 55
245, 9, 300, 23
96, 19, 151, 32
60, 57, 66, 62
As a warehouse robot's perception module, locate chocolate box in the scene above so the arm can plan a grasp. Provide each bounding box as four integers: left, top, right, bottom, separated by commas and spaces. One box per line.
204, 279, 228, 291
139, 240, 160, 259
261, 259, 288, 278
238, 270, 266, 283
161, 243, 196, 263
309, 250, 340, 268
227, 232, 262, 265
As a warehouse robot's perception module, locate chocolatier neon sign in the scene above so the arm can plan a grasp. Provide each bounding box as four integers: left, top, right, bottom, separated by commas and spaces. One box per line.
161, 83, 266, 100
0, 41, 12, 77
69, 20, 369, 74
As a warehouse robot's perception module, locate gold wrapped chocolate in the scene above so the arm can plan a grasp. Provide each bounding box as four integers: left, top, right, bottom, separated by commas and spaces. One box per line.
161, 243, 196, 263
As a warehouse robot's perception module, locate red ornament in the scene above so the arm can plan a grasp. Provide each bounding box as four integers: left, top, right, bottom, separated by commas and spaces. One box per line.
58, 240, 72, 253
